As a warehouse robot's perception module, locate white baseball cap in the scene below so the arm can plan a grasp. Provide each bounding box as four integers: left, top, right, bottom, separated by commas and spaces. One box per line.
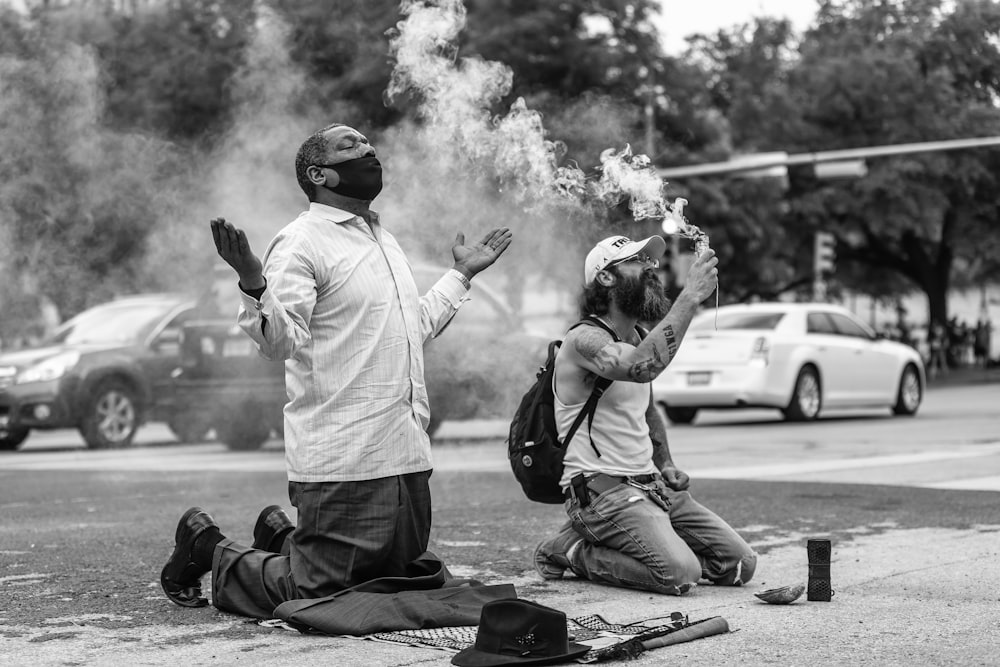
584, 235, 667, 285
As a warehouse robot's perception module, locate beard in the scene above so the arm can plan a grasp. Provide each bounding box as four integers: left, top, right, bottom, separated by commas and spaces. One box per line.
612, 268, 671, 322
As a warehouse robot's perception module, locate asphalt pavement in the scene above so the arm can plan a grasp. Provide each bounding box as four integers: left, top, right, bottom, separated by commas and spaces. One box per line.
1, 371, 998, 666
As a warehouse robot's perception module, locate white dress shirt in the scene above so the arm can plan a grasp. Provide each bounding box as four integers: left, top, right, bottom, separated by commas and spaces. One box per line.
238, 203, 470, 482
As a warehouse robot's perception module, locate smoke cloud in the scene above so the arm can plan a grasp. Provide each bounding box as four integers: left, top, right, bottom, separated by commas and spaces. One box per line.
385, 0, 674, 223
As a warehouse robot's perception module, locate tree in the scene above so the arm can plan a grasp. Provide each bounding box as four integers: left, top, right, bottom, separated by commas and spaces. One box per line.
677, 0, 1000, 320
786, 0, 1000, 325
0, 17, 194, 344
31, 0, 256, 144
668, 17, 809, 303
269, 0, 404, 131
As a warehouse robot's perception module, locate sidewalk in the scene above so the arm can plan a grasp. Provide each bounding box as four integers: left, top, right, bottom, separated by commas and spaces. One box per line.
925, 363, 1000, 387
1, 370, 997, 665
2, 506, 996, 665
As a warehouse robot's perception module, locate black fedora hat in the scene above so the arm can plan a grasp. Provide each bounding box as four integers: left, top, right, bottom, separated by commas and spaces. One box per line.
452, 599, 590, 666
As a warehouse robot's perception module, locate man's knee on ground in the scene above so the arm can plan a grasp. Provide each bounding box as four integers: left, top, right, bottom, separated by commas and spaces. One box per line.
712, 549, 758, 586
736, 550, 758, 585
648, 551, 701, 595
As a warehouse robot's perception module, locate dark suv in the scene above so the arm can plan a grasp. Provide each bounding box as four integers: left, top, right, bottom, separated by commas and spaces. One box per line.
0, 294, 200, 450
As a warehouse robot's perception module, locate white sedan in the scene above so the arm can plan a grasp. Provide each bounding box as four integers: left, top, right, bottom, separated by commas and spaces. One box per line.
652, 303, 925, 424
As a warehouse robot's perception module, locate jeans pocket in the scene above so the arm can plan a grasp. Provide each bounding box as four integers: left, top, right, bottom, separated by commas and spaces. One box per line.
588, 482, 633, 510
568, 506, 601, 543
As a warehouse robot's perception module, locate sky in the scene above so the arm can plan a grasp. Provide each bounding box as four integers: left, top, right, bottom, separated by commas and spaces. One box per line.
655, 0, 820, 54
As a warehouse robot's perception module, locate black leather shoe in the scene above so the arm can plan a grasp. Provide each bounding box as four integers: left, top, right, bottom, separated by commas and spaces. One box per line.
160, 507, 217, 608
252, 505, 294, 552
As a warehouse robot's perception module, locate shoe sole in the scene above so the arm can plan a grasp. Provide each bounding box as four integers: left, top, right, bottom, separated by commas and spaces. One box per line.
160, 507, 211, 608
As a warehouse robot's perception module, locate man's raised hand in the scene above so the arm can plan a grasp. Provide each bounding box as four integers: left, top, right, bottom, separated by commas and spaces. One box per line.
210, 217, 265, 290
683, 248, 719, 304
451, 227, 513, 279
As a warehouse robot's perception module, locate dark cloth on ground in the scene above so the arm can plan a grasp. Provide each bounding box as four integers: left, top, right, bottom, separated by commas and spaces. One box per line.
273, 551, 517, 635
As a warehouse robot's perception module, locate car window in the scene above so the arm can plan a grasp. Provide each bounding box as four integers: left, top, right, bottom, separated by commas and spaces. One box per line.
160, 309, 196, 338
46, 302, 179, 345
692, 311, 785, 331
806, 312, 837, 334
827, 312, 874, 339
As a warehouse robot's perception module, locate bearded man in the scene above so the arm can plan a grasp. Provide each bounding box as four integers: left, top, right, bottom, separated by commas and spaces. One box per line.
533, 235, 757, 595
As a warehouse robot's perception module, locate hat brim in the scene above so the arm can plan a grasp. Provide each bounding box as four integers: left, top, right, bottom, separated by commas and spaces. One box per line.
630, 235, 667, 262
588, 235, 667, 284
451, 641, 590, 667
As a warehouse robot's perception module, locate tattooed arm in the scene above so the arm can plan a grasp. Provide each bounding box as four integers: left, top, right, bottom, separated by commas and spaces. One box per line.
646, 393, 671, 468
567, 249, 719, 383
646, 394, 690, 490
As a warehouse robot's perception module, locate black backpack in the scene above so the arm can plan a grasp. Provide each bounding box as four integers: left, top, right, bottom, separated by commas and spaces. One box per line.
507, 315, 622, 504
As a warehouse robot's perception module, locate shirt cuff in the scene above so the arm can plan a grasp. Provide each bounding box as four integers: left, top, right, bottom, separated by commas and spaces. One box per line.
432, 269, 471, 306
448, 268, 472, 291
240, 279, 266, 301
239, 280, 270, 314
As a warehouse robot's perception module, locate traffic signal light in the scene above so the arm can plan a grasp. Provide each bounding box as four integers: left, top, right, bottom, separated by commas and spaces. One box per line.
814, 231, 836, 276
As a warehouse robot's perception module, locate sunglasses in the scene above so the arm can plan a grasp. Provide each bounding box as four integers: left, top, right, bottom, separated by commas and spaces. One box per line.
606, 252, 659, 270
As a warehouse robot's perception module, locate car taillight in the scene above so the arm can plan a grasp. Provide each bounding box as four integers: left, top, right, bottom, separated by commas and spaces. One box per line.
751, 336, 770, 365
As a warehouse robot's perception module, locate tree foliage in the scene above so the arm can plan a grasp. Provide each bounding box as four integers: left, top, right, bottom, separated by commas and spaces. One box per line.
0, 18, 191, 343
682, 0, 1000, 323
787, 0, 1000, 324
1, 0, 999, 346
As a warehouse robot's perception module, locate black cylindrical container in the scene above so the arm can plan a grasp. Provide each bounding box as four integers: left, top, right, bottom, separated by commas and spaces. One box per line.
807, 538, 833, 601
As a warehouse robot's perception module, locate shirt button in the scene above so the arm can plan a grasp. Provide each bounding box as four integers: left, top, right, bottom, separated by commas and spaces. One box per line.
254, 302, 263, 311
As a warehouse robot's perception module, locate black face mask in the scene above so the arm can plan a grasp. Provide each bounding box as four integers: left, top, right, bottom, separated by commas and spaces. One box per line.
316, 156, 383, 200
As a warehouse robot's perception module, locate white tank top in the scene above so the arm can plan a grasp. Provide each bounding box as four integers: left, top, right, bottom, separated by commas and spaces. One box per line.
554, 365, 658, 490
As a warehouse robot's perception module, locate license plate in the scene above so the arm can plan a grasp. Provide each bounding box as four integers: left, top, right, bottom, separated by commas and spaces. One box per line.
687, 372, 711, 386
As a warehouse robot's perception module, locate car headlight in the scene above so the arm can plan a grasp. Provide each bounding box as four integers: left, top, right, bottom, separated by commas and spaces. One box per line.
16, 351, 81, 384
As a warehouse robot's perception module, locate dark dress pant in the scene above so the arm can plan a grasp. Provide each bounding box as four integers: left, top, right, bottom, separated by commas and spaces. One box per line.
212, 470, 433, 618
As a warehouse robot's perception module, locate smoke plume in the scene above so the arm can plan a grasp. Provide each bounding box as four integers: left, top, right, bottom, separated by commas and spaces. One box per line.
385, 0, 674, 223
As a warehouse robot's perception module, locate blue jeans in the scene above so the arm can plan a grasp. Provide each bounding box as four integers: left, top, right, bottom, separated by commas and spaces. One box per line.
560, 479, 757, 595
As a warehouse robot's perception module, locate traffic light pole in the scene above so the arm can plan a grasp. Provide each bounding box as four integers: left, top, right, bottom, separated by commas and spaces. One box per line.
813, 231, 836, 301
657, 136, 1000, 180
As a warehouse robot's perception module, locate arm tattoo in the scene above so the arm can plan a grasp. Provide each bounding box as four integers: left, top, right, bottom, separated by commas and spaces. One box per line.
663, 324, 678, 360
627, 325, 678, 382
573, 329, 622, 372
628, 345, 665, 381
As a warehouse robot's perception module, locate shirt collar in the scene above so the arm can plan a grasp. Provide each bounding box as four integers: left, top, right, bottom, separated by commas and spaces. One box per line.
309, 202, 360, 223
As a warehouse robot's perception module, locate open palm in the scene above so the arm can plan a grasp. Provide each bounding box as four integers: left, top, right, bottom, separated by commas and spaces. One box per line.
451, 227, 513, 276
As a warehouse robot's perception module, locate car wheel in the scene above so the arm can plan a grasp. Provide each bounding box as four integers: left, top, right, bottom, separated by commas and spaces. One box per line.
80, 380, 142, 449
0, 427, 30, 451
216, 406, 271, 451
167, 417, 211, 444
783, 365, 822, 421
664, 406, 698, 425
892, 364, 922, 416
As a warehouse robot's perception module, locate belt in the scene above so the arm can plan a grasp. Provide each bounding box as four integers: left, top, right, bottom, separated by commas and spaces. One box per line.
566, 472, 662, 506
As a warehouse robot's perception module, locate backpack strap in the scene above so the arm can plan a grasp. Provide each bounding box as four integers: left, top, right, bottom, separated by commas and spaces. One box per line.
561, 315, 622, 457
